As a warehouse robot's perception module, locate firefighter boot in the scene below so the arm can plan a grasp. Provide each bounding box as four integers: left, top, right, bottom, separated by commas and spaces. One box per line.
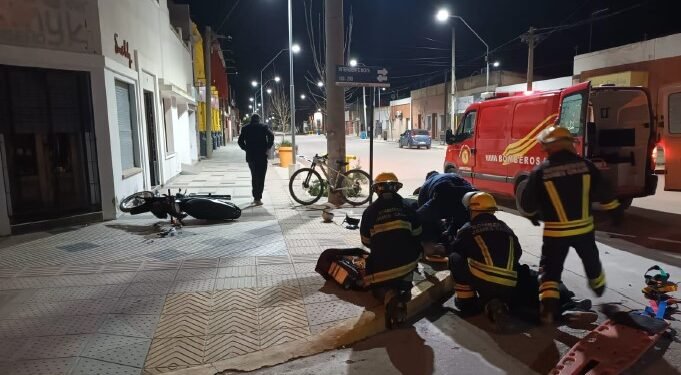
593, 284, 606, 298
385, 287, 410, 329
484, 299, 511, 332
561, 298, 592, 312
540, 299, 560, 325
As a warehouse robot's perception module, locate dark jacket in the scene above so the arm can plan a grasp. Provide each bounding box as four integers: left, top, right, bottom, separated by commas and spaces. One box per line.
450, 213, 522, 288
520, 150, 620, 238
360, 193, 422, 283
417, 172, 476, 227
238, 121, 275, 162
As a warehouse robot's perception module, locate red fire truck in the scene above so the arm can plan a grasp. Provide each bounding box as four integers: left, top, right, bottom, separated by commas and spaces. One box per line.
444, 82, 658, 209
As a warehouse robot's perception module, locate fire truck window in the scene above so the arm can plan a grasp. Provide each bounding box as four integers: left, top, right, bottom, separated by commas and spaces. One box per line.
559, 93, 585, 136
669, 92, 681, 134
458, 111, 476, 137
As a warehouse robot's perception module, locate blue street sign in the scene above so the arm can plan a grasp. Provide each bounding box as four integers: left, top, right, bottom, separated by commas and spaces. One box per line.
335, 65, 390, 88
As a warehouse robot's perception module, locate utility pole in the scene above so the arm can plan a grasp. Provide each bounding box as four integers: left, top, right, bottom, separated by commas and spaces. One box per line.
443, 70, 448, 139
204, 26, 213, 158
325, 0, 345, 206
522, 27, 536, 91
362, 87, 368, 137
288, 0, 297, 168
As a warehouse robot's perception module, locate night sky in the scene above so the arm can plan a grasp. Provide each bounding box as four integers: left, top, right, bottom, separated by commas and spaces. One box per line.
177, 0, 679, 118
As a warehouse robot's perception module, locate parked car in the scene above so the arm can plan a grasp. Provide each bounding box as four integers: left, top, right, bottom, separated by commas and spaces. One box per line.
399, 129, 432, 149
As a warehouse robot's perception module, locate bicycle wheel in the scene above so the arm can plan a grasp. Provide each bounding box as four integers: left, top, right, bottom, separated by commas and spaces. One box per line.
339, 169, 372, 206
119, 191, 155, 212
289, 168, 325, 205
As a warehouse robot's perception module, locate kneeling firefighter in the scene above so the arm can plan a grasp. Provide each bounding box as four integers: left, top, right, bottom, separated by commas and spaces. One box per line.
315, 172, 422, 327
449, 192, 593, 328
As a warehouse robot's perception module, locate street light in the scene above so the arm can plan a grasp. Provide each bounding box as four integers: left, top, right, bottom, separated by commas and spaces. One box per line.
291, 43, 301, 54
300, 94, 306, 100
349, 59, 358, 67
317, 81, 324, 87
435, 9, 490, 91
248, 104, 253, 109
274, 76, 281, 82
249, 97, 254, 102
493, 61, 501, 68
267, 88, 272, 94
251, 80, 258, 87
260, 44, 300, 119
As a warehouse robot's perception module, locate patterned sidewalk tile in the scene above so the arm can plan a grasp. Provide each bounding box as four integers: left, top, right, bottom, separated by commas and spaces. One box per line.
214, 277, 257, 290
169, 279, 215, 294
19, 284, 128, 303
155, 313, 209, 338
0, 315, 102, 338
123, 282, 172, 297
71, 358, 141, 375
300, 284, 339, 305
309, 318, 354, 335
256, 274, 299, 288
98, 314, 160, 338
218, 257, 256, 267
180, 258, 220, 269
114, 296, 166, 315
145, 336, 205, 368
258, 327, 310, 349
140, 261, 182, 271
212, 289, 257, 311
296, 272, 327, 286
3, 299, 117, 319
133, 270, 178, 283
17, 334, 91, 360
304, 301, 365, 326
162, 293, 212, 315
257, 286, 303, 307
258, 304, 308, 331
81, 334, 151, 368
216, 266, 256, 278
291, 254, 322, 264
293, 262, 317, 274
207, 309, 258, 335
257, 263, 295, 275
203, 332, 259, 363
16, 266, 64, 277
175, 268, 218, 281
0, 357, 78, 375
256, 255, 290, 265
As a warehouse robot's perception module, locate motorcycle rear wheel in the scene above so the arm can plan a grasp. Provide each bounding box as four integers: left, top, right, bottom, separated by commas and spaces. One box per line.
119, 191, 155, 213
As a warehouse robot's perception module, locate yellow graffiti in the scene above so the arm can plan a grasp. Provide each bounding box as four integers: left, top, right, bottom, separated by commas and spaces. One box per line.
501, 113, 558, 165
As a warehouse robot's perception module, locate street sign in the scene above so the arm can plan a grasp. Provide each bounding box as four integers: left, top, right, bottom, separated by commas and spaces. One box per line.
335, 65, 391, 88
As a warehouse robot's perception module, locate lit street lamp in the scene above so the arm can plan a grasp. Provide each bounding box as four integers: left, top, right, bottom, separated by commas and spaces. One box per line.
291, 43, 301, 54
274, 76, 281, 83
317, 81, 324, 87
251, 80, 258, 88
300, 94, 306, 100
493, 61, 501, 68
249, 97, 254, 102
349, 59, 358, 67
266, 88, 272, 94
260, 46, 300, 118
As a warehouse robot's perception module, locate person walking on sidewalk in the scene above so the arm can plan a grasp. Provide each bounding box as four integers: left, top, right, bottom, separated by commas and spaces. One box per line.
238, 114, 274, 206
519, 126, 622, 325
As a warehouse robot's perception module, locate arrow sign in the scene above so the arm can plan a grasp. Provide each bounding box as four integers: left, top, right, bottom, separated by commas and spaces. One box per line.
335, 65, 390, 88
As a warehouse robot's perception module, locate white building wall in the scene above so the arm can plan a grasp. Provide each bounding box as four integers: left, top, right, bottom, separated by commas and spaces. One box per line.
0, 0, 195, 234
495, 76, 574, 93
573, 33, 681, 75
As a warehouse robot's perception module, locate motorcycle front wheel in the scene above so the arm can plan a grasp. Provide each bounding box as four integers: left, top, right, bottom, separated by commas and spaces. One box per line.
119, 191, 155, 213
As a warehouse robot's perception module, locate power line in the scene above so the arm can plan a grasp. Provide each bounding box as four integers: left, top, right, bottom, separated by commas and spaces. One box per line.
216, 0, 242, 32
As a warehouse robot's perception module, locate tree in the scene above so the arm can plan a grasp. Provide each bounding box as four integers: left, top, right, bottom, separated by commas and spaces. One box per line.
270, 84, 291, 141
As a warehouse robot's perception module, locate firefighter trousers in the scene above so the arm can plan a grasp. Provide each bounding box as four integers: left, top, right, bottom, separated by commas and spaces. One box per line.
448, 252, 515, 305
539, 231, 605, 302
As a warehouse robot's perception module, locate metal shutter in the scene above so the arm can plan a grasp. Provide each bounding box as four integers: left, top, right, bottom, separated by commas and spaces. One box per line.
115, 81, 135, 170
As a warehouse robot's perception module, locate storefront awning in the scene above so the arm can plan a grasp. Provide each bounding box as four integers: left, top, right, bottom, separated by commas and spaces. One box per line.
159, 80, 196, 104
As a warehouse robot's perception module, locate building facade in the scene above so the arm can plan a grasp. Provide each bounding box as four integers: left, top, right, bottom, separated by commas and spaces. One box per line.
389, 97, 412, 141
0, 0, 197, 235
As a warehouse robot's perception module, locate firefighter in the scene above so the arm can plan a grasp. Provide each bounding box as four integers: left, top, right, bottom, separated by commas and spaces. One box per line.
360, 172, 423, 292
417, 171, 476, 259
450, 191, 595, 328
520, 126, 622, 324
448, 192, 521, 325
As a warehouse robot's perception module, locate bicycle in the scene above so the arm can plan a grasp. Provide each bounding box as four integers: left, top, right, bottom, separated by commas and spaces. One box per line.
289, 154, 372, 206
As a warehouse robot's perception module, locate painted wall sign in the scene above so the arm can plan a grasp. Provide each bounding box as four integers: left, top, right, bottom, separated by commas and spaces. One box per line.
114, 33, 132, 68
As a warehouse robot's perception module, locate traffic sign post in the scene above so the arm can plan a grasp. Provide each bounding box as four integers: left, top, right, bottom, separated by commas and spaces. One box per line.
335, 65, 391, 88
335, 65, 390, 203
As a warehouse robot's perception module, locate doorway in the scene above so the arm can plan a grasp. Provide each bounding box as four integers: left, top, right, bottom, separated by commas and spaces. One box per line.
143, 91, 160, 187
0, 65, 100, 225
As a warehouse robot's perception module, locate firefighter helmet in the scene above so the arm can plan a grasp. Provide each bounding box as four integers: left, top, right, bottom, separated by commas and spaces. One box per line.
537, 126, 574, 144
373, 172, 403, 193
463, 192, 498, 212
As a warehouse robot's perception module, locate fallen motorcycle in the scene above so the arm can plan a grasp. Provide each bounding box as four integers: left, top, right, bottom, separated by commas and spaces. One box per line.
119, 189, 241, 224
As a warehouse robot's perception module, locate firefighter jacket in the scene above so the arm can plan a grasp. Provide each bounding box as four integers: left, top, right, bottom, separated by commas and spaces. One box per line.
360, 193, 422, 286
450, 213, 522, 288
520, 150, 620, 238
417, 173, 476, 228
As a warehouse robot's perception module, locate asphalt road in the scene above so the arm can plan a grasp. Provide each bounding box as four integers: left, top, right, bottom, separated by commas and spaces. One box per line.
252, 135, 681, 375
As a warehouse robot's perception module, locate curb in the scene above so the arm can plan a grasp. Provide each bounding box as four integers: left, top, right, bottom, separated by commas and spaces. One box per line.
164, 267, 454, 375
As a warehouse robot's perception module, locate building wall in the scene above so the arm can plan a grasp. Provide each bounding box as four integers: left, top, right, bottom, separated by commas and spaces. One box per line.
0, 0, 195, 234
411, 83, 446, 135
496, 76, 574, 93
389, 98, 412, 140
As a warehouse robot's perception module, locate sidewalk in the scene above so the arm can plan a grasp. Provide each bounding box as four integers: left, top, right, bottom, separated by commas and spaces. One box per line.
0, 143, 444, 375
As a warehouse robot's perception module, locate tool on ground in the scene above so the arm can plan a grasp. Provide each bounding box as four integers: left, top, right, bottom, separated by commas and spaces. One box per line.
343, 214, 360, 230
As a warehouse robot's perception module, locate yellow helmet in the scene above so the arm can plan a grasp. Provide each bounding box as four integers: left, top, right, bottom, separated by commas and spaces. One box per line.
373, 172, 403, 193
537, 126, 574, 144
464, 192, 498, 212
